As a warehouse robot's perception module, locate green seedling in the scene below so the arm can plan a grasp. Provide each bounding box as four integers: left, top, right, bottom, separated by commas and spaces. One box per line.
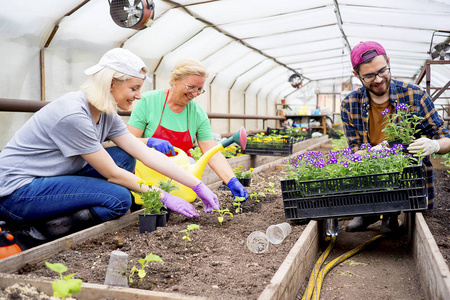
233, 196, 246, 213
249, 192, 266, 203
179, 224, 200, 248
129, 253, 164, 283
158, 179, 178, 193
265, 182, 276, 193
416, 149, 424, 163
137, 180, 165, 215
45, 262, 82, 300
212, 208, 233, 225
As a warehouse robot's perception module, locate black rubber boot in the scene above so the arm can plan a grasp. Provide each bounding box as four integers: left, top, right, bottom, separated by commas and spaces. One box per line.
345, 215, 380, 232
380, 214, 399, 235
14, 208, 101, 251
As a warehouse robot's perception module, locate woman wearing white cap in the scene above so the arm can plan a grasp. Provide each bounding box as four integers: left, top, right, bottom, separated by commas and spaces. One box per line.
0, 48, 219, 250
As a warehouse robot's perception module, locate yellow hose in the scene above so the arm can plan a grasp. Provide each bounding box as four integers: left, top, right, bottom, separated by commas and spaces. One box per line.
301, 236, 336, 300
302, 234, 384, 300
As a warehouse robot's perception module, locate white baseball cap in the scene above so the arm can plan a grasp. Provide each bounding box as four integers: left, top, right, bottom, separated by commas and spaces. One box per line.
85, 48, 149, 80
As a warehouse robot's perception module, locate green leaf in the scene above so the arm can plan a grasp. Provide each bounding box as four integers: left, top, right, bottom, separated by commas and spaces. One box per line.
52, 280, 71, 299
187, 224, 200, 230
65, 279, 82, 294
144, 253, 164, 263
46, 262, 67, 274
138, 269, 146, 281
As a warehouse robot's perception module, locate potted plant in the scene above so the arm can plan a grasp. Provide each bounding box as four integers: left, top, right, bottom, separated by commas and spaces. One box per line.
156, 179, 178, 226
381, 103, 423, 149
232, 165, 254, 186
136, 180, 166, 233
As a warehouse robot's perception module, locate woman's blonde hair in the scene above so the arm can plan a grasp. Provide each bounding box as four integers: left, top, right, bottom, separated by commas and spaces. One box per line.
81, 67, 147, 113
169, 58, 208, 86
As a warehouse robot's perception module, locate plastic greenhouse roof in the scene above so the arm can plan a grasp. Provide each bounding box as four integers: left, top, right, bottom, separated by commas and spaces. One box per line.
1, 0, 450, 106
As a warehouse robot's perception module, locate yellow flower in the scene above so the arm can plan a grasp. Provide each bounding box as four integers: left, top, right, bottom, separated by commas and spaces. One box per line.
250, 168, 254, 172
137, 180, 146, 185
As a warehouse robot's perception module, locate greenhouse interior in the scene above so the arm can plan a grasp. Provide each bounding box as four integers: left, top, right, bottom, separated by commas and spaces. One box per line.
1, 0, 450, 146
1, 1, 450, 299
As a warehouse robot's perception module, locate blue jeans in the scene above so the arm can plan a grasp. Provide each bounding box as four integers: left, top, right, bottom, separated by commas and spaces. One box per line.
0, 147, 135, 224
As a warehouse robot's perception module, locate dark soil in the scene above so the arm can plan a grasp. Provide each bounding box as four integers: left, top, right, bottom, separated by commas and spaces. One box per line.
423, 158, 450, 266
4, 149, 450, 299
13, 167, 307, 300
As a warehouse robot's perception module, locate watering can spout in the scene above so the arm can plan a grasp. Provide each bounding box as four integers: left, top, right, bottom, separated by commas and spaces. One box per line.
188, 126, 247, 179
133, 126, 247, 204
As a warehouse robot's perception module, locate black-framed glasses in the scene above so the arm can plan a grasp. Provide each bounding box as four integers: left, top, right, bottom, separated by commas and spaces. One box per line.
182, 81, 205, 95
359, 67, 391, 83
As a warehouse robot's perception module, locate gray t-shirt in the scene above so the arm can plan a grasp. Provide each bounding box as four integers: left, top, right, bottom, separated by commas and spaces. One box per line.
0, 91, 128, 197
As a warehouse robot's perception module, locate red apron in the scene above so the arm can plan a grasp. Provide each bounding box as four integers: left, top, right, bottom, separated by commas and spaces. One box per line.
152, 90, 194, 157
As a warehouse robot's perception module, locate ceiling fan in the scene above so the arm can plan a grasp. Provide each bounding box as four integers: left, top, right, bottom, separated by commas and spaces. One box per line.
109, 0, 155, 30
430, 42, 450, 60
428, 30, 450, 61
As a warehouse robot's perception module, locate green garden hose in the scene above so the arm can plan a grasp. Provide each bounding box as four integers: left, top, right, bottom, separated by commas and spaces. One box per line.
302, 234, 385, 300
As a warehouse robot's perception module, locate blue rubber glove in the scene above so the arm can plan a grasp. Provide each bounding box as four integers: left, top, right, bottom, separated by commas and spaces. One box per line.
192, 182, 220, 214
147, 137, 175, 156
227, 177, 249, 200
161, 192, 199, 218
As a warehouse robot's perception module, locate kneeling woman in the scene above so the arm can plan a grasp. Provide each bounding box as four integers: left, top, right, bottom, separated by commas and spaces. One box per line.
0, 48, 219, 250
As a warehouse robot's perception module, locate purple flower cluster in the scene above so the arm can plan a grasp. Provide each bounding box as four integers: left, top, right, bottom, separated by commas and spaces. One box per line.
396, 103, 408, 110
284, 145, 411, 182
381, 108, 390, 116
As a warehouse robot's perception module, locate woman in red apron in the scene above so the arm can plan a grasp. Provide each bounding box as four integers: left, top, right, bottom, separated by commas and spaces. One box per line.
127, 58, 248, 200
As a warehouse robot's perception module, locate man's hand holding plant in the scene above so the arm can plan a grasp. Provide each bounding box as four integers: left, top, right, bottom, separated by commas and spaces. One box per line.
408, 137, 440, 157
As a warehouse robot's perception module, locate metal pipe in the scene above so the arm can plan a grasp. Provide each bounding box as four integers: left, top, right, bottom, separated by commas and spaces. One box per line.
0, 98, 284, 121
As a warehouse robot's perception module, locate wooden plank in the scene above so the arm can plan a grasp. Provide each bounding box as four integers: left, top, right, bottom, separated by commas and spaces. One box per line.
413, 213, 450, 300
0, 210, 141, 273
0, 273, 207, 300
258, 221, 319, 300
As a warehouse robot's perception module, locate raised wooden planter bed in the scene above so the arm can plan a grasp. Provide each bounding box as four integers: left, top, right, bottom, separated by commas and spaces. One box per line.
1, 135, 448, 299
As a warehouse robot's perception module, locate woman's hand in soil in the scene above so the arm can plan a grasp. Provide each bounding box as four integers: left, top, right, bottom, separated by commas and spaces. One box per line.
227, 177, 249, 200
192, 182, 220, 214
161, 192, 199, 218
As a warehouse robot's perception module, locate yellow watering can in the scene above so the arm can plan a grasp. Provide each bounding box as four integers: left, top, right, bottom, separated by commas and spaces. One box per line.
133, 126, 247, 204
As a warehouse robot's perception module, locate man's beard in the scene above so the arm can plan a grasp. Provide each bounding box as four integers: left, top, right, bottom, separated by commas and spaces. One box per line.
364, 74, 391, 97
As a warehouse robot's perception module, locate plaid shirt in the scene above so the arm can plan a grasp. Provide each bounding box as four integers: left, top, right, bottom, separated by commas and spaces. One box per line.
341, 79, 450, 208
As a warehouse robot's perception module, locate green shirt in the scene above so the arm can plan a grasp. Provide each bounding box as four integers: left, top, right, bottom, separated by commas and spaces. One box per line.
128, 89, 213, 143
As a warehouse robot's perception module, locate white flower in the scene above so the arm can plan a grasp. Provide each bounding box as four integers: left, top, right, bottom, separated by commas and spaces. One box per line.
312, 132, 323, 138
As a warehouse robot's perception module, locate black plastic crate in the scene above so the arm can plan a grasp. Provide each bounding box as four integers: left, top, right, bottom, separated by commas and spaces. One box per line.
243, 136, 294, 156
280, 162, 427, 221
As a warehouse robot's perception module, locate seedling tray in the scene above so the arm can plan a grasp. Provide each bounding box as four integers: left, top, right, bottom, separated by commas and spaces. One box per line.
280, 162, 427, 221
242, 136, 294, 156
267, 127, 310, 143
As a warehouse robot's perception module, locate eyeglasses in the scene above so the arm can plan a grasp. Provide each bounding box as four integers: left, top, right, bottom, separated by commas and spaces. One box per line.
182, 81, 205, 95
359, 67, 391, 83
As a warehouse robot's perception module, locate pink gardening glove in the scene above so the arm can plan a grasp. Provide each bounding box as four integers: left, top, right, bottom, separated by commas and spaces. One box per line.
161, 192, 199, 218
192, 182, 220, 214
